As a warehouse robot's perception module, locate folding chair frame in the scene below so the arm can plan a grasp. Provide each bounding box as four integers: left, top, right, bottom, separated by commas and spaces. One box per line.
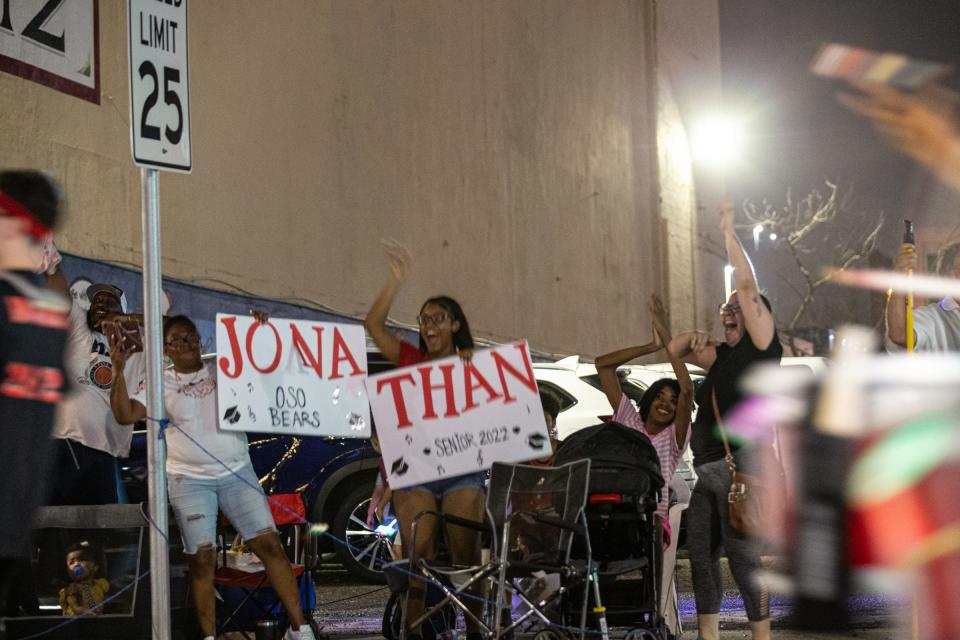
401, 461, 609, 640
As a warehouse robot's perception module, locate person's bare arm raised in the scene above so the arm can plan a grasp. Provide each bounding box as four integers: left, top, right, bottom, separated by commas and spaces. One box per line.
364, 240, 412, 365
668, 330, 719, 371
720, 199, 775, 350
650, 294, 693, 448
108, 335, 147, 426
885, 242, 918, 348
595, 331, 662, 412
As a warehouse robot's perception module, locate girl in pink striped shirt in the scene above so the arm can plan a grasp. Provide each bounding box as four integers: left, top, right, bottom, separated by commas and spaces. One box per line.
595, 294, 694, 540
596, 294, 695, 637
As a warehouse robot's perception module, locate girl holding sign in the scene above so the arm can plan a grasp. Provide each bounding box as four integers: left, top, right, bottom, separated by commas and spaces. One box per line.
108, 315, 316, 640
365, 240, 485, 640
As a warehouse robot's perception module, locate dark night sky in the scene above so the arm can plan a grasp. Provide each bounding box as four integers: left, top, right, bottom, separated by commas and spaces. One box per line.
717, 1, 960, 332
720, 0, 960, 237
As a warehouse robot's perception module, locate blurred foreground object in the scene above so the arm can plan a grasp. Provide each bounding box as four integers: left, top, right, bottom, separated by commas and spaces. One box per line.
830, 268, 960, 302
734, 326, 960, 637
811, 43, 950, 91
838, 79, 960, 194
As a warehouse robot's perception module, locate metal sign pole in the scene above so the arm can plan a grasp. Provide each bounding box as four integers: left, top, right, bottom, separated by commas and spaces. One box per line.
141, 167, 170, 640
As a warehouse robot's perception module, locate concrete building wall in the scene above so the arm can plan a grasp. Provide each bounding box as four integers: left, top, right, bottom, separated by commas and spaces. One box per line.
654, 0, 725, 335
1, 1, 720, 357
655, 75, 698, 333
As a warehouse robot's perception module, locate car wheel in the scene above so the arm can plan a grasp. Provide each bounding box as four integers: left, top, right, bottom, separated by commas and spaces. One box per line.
332, 483, 399, 583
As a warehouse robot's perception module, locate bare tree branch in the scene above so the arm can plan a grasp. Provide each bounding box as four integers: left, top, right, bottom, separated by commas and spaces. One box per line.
739, 181, 885, 350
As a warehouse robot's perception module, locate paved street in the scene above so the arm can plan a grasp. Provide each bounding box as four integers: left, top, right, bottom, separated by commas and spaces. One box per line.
307, 559, 901, 639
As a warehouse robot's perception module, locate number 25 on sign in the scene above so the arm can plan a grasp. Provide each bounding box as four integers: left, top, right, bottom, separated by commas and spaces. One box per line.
128, 0, 192, 173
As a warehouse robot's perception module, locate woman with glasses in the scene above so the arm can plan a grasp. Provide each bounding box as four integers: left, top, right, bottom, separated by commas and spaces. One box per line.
365, 240, 485, 640
667, 202, 782, 640
107, 315, 316, 640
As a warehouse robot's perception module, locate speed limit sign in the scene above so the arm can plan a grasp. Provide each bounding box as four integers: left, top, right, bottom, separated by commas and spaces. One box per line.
128, 0, 191, 172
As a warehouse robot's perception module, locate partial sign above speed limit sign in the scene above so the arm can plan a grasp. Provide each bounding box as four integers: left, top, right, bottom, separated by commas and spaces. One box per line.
128, 0, 191, 172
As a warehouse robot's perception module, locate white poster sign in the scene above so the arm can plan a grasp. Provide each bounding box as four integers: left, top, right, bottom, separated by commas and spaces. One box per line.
128, 0, 191, 171
366, 341, 549, 490
215, 314, 370, 438
0, 0, 98, 103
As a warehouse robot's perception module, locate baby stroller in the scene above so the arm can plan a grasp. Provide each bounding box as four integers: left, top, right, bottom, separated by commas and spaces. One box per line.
554, 422, 666, 639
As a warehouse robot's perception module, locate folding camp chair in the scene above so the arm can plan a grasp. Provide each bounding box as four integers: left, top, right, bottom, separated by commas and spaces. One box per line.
399, 460, 606, 640
214, 493, 320, 637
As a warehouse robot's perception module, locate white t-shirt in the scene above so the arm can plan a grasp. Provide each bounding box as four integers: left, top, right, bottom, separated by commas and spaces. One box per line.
885, 297, 960, 353
53, 303, 143, 457
132, 361, 250, 478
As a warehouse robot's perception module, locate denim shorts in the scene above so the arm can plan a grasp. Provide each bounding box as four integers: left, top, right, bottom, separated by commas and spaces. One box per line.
167, 463, 276, 554
403, 471, 487, 501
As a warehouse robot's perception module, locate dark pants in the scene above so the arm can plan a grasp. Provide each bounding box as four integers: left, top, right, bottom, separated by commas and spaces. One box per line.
687, 458, 769, 622
46, 438, 118, 506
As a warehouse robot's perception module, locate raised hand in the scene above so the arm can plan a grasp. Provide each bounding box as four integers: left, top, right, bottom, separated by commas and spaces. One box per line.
689, 330, 720, 355
893, 243, 919, 273
839, 81, 959, 175
648, 292, 670, 337
381, 239, 412, 284
108, 332, 131, 373
650, 322, 663, 348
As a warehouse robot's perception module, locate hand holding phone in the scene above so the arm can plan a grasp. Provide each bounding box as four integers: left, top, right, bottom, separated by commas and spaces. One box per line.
102, 317, 144, 354
811, 43, 949, 90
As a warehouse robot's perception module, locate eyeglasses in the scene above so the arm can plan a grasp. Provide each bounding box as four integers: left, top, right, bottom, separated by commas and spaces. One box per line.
718, 303, 741, 316
164, 334, 199, 349
416, 312, 450, 328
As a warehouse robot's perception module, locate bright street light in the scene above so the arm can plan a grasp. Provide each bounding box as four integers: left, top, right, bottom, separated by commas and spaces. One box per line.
692, 113, 745, 167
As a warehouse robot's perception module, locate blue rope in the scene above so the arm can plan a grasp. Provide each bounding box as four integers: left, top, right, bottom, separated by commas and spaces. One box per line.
144, 416, 170, 440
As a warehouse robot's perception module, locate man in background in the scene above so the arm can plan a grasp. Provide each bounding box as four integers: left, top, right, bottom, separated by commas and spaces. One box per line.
885, 243, 960, 352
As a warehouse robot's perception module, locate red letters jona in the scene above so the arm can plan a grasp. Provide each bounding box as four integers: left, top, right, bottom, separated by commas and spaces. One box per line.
218, 317, 365, 380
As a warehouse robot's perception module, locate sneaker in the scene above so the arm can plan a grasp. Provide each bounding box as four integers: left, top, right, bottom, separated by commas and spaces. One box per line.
284, 624, 317, 640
